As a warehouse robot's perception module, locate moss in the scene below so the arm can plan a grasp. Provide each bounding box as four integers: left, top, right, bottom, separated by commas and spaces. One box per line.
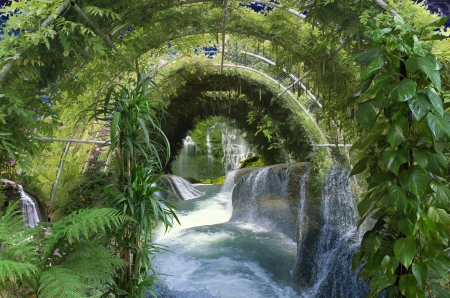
238, 155, 266, 169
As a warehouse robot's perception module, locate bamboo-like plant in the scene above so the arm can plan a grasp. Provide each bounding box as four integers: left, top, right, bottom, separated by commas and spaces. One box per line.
95, 71, 178, 297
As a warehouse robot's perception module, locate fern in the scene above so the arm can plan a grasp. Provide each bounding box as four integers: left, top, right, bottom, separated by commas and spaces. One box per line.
0, 201, 26, 243
0, 260, 38, 286
38, 266, 86, 298
62, 243, 126, 287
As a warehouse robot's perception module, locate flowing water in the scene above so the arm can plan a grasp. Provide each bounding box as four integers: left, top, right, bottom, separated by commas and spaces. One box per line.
18, 185, 42, 228
153, 168, 367, 298
153, 174, 299, 297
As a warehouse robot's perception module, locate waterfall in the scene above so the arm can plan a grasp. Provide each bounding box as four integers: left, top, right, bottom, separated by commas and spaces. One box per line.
18, 185, 42, 228
299, 167, 367, 298
220, 124, 253, 173
206, 131, 214, 177
157, 175, 205, 202
221, 169, 239, 193
174, 136, 198, 179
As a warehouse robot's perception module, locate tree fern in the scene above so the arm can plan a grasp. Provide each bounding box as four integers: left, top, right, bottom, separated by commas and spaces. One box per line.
0, 201, 26, 243
38, 266, 87, 298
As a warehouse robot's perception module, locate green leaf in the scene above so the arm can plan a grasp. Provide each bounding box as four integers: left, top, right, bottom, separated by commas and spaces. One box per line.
366, 70, 395, 96
388, 185, 408, 215
382, 148, 408, 176
418, 214, 438, 240
412, 261, 428, 287
350, 156, 370, 176
429, 254, 450, 280
405, 55, 436, 75
351, 121, 387, 150
394, 236, 416, 268
390, 79, 416, 102
358, 194, 373, 217
426, 153, 447, 181
428, 282, 450, 298
430, 182, 450, 208
428, 206, 450, 227
408, 93, 430, 122
424, 241, 444, 259
426, 112, 450, 141
347, 78, 372, 105
427, 87, 444, 116
399, 274, 417, 298
352, 45, 384, 63
362, 232, 382, 260
360, 56, 384, 81
425, 17, 450, 28
413, 35, 426, 57
412, 149, 429, 168
387, 115, 409, 147
365, 22, 392, 41
356, 93, 384, 131
398, 216, 415, 236
110, 112, 121, 148
399, 165, 428, 198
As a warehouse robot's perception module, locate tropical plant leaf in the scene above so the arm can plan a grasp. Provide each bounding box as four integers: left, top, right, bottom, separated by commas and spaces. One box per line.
382, 148, 408, 176
0, 260, 38, 286
394, 236, 416, 268
427, 87, 443, 116
389, 79, 416, 102
352, 45, 384, 63
360, 56, 384, 81
426, 112, 450, 141
408, 93, 430, 122
399, 274, 417, 298
39, 267, 86, 298
399, 165, 428, 198
356, 93, 384, 131
412, 261, 428, 287
387, 115, 409, 147
388, 185, 408, 215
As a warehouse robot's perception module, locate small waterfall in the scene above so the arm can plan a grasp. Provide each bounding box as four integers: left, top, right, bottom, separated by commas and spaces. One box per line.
18, 185, 42, 228
174, 136, 198, 179
221, 169, 239, 193
158, 175, 205, 202
206, 130, 214, 177
299, 168, 367, 298
220, 124, 253, 173
292, 170, 310, 275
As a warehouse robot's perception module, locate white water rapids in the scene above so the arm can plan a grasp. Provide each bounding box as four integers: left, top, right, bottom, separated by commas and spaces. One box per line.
153, 172, 299, 298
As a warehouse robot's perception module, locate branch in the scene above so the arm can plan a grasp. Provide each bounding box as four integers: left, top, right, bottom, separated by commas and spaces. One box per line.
0, 2, 70, 81
372, 0, 399, 16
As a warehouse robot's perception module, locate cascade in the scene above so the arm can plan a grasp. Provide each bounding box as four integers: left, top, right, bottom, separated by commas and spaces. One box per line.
206, 129, 214, 177
298, 168, 367, 298
220, 124, 253, 173
157, 175, 205, 202
174, 136, 198, 179
18, 185, 42, 228
220, 169, 239, 193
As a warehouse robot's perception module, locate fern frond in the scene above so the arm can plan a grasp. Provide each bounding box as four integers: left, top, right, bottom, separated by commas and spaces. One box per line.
62, 243, 126, 287
64, 207, 130, 242
0, 259, 38, 286
38, 266, 86, 298
0, 201, 27, 244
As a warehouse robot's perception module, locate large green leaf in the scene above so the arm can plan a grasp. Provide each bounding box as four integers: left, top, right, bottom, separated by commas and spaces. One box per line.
412, 261, 428, 287
387, 115, 409, 147
390, 79, 416, 102
388, 185, 408, 215
408, 93, 430, 122
427, 87, 444, 116
412, 148, 429, 168
352, 45, 384, 63
405, 54, 441, 90
398, 216, 415, 236
418, 214, 438, 240
394, 236, 416, 268
430, 182, 450, 208
399, 165, 428, 198
356, 93, 383, 131
360, 56, 384, 81
399, 274, 417, 298
426, 112, 450, 141
362, 232, 382, 260
426, 153, 447, 181
429, 254, 450, 280
382, 148, 408, 176
424, 240, 444, 259
428, 206, 450, 227
350, 156, 371, 176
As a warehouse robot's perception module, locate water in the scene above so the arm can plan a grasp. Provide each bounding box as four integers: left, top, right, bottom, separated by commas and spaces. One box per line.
157, 175, 205, 202
220, 124, 253, 173
153, 183, 299, 298
18, 185, 42, 228
174, 136, 198, 179
153, 167, 367, 298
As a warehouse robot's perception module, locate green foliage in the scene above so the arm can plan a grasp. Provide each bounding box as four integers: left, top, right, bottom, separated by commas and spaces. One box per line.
349, 12, 450, 298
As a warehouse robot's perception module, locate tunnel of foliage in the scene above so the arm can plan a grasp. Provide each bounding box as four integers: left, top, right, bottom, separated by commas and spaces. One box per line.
1, 0, 450, 297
